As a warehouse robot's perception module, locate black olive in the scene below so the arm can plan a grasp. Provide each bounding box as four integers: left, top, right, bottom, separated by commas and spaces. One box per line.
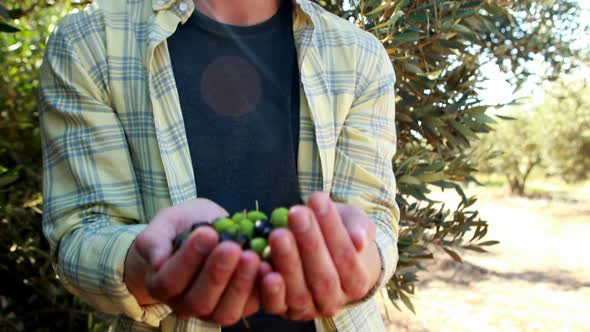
190, 221, 212, 231
173, 231, 191, 252
234, 233, 249, 249
219, 231, 234, 243
254, 219, 273, 238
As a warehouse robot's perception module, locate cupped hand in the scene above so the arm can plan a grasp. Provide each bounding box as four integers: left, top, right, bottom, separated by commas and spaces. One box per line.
125, 198, 261, 326
259, 192, 381, 320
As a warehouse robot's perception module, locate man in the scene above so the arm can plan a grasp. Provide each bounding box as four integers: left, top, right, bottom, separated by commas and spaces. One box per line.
39, 0, 399, 331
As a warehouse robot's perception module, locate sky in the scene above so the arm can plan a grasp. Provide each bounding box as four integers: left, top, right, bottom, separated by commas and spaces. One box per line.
478, 1, 590, 109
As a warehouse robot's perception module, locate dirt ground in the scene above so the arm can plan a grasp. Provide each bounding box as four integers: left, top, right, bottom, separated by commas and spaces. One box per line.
380, 185, 590, 332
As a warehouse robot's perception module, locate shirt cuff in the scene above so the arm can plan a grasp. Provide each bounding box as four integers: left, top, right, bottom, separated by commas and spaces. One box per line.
371, 222, 399, 292
56, 224, 172, 327
343, 220, 398, 309
110, 225, 173, 326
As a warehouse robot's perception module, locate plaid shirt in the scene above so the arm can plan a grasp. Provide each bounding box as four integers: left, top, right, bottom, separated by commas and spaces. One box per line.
39, 0, 399, 331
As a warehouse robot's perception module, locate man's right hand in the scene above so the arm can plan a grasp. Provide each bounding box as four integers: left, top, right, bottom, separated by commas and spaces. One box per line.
124, 198, 262, 326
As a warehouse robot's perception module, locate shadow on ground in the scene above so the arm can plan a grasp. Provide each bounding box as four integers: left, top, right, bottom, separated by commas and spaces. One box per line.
423, 258, 590, 291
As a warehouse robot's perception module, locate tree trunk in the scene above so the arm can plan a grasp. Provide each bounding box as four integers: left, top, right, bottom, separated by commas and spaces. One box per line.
508, 176, 526, 196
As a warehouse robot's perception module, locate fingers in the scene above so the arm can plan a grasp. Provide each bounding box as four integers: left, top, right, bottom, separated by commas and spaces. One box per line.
174, 241, 241, 317
335, 202, 376, 250
309, 193, 370, 301
268, 229, 317, 319
258, 261, 273, 277
145, 227, 218, 301
260, 272, 287, 315
243, 288, 261, 317
212, 251, 261, 326
135, 198, 228, 269
134, 211, 178, 269
287, 205, 343, 317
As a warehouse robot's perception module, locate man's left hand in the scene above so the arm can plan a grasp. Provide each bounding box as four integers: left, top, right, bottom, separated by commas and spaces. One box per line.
259, 192, 382, 320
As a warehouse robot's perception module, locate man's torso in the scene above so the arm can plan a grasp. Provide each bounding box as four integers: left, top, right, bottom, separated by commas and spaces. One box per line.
54, 0, 390, 330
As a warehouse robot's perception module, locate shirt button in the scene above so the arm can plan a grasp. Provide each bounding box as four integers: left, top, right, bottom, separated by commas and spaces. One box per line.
156, 0, 166, 6
148, 32, 157, 40
178, 2, 188, 12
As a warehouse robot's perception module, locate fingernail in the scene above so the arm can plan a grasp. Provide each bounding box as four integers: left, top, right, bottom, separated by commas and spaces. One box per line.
353, 228, 367, 251
315, 197, 329, 217
275, 235, 292, 254
218, 244, 240, 269
290, 209, 310, 233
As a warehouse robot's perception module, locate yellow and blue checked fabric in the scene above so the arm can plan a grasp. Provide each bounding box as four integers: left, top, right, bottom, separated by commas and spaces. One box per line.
39, 0, 399, 331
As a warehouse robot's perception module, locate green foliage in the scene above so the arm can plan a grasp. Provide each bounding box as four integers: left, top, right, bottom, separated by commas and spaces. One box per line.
0, 0, 586, 329
473, 108, 543, 195
313, 0, 587, 310
542, 80, 590, 183
475, 78, 590, 194
0, 4, 19, 33
0, 2, 101, 330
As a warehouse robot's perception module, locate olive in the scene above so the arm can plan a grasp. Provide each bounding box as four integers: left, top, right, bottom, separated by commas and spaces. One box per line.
190, 221, 212, 231
261, 245, 272, 262
270, 207, 289, 228
232, 212, 246, 223
219, 231, 234, 243
227, 223, 239, 236
213, 217, 234, 233
247, 211, 268, 221
235, 234, 249, 249
173, 231, 191, 252
254, 219, 273, 238
239, 219, 254, 239
250, 237, 267, 256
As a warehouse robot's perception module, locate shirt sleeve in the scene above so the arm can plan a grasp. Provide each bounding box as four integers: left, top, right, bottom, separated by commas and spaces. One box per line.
39, 11, 171, 326
331, 34, 400, 300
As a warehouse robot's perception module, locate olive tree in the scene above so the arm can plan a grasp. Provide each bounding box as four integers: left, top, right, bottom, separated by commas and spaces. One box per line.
313, 0, 588, 311
475, 78, 590, 195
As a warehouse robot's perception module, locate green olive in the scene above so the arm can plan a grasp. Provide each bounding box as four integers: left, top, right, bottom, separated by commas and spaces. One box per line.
271, 207, 289, 228
247, 210, 267, 221
250, 237, 267, 255
227, 223, 239, 236
232, 212, 246, 223
240, 219, 254, 239
262, 245, 272, 261
212, 217, 234, 233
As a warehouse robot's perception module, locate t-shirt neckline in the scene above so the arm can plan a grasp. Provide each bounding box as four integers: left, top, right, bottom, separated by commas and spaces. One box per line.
187, 0, 292, 39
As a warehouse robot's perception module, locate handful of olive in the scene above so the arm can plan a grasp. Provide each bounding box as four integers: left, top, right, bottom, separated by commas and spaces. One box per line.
172, 207, 289, 261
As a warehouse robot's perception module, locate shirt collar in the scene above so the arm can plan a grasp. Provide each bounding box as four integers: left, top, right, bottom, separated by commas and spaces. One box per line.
152, 0, 317, 27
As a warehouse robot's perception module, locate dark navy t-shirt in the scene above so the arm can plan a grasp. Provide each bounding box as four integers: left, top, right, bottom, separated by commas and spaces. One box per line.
167, 1, 315, 331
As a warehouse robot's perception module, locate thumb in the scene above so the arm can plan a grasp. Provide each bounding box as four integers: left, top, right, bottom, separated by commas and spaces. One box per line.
135, 199, 229, 269
134, 211, 177, 270
348, 223, 368, 252
335, 203, 374, 252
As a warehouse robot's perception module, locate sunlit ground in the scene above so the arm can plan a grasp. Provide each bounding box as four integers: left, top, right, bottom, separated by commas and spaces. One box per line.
380, 179, 590, 332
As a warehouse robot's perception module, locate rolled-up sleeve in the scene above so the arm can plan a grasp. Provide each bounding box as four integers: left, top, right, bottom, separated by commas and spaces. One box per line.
39, 11, 171, 326
331, 35, 399, 296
